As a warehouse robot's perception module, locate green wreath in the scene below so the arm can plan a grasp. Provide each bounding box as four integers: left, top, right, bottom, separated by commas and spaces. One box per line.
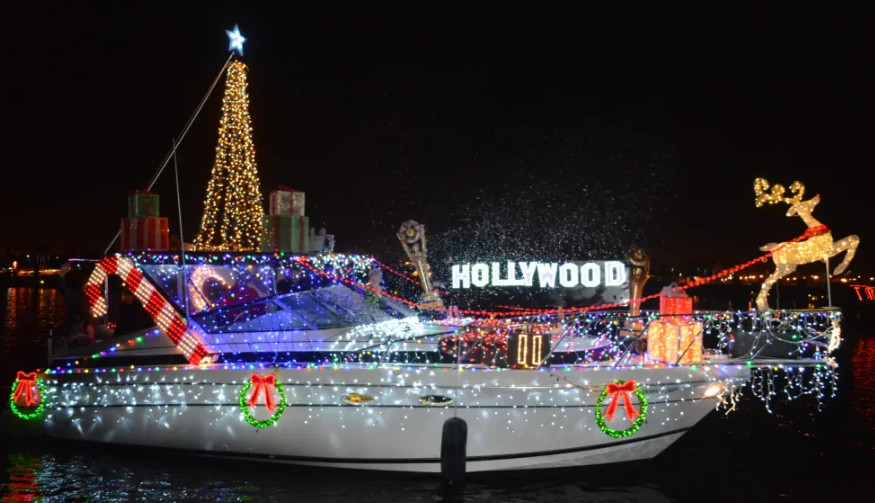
9, 376, 48, 421
594, 380, 648, 438
239, 378, 287, 428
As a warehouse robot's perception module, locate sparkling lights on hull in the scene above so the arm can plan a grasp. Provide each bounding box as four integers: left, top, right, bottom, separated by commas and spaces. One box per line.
41, 364, 748, 472
29, 251, 841, 472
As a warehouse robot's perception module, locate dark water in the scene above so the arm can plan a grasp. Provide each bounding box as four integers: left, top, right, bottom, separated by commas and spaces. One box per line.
1, 287, 873, 502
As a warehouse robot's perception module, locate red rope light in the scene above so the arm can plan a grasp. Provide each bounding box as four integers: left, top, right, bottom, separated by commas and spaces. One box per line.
367, 255, 450, 294
305, 229, 823, 319
297, 257, 513, 318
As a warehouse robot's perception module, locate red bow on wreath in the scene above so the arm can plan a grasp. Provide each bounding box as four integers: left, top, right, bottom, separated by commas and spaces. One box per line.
248, 373, 277, 412
604, 380, 640, 422
13, 371, 39, 407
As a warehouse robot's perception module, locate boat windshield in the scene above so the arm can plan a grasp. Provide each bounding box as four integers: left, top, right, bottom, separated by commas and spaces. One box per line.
134, 254, 410, 334
139, 263, 278, 316
193, 285, 400, 333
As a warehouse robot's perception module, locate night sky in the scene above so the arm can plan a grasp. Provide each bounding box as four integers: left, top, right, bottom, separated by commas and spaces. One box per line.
4, 5, 873, 275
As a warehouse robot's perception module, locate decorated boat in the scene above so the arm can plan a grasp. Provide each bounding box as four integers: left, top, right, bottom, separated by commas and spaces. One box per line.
5, 28, 854, 474
7, 246, 845, 472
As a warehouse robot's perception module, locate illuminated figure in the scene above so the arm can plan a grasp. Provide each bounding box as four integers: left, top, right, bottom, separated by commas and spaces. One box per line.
397, 220, 444, 308
621, 246, 650, 347
625, 246, 650, 317
754, 178, 859, 310
188, 265, 232, 313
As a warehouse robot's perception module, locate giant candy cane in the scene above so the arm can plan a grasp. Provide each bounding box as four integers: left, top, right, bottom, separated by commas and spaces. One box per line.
84, 256, 212, 364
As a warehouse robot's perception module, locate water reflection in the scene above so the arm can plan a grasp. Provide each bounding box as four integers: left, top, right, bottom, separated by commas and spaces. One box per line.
0, 442, 679, 502
851, 336, 875, 435
3, 288, 64, 335
0, 453, 43, 503
1, 288, 63, 378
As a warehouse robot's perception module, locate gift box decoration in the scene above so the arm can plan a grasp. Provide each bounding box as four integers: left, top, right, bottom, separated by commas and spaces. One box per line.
120, 217, 170, 251
646, 318, 704, 365
269, 187, 306, 217
261, 215, 310, 253
506, 329, 551, 368
659, 283, 693, 316
128, 190, 160, 218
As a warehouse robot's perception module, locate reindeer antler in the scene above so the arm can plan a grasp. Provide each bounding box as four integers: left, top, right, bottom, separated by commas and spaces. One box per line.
754, 178, 786, 207
786, 181, 805, 204
754, 178, 806, 207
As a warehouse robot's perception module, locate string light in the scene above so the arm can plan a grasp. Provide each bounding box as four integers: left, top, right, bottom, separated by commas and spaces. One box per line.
14, 193, 848, 467
194, 60, 265, 251
84, 256, 212, 365
188, 264, 232, 313
646, 318, 704, 365
753, 178, 860, 310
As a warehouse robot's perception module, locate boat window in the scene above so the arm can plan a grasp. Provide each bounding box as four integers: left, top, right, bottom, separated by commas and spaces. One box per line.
139, 264, 277, 315
191, 285, 400, 334
191, 290, 350, 333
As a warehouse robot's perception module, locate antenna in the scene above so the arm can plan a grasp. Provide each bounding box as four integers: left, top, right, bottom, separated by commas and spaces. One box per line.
172, 138, 191, 320
103, 53, 234, 255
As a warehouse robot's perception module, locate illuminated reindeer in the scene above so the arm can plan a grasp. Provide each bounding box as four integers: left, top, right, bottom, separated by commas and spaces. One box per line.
754, 178, 859, 311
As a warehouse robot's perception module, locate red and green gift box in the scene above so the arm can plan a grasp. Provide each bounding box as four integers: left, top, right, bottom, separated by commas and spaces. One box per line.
128, 190, 160, 218
269, 187, 305, 216
261, 215, 310, 253
120, 217, 170, 251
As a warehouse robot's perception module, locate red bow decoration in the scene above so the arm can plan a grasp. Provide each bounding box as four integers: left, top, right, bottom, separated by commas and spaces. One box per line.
247, 373, 277, 412
604, 380, 640, 422
13, 371, 40, 407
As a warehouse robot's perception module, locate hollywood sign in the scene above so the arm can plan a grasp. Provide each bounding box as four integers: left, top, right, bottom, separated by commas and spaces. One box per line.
451, 261, 628, 289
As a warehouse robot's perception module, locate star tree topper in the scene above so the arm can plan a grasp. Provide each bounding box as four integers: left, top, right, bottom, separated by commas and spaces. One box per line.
226, 25, 246, 55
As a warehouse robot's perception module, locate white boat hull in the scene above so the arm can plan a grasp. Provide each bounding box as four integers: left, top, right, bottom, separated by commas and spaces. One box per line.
42, 364, 749, 472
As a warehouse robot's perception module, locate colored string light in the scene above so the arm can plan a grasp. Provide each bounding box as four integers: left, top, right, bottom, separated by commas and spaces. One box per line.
84, 256, 211, 364
368, 255, 449, 294
194, 60, 265, 251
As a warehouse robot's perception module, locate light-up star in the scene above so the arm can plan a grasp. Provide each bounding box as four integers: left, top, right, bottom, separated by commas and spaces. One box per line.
226, 25, 246, 55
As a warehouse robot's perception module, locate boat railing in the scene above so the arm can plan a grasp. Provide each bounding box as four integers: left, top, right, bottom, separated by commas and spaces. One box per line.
443, 308, 842, 370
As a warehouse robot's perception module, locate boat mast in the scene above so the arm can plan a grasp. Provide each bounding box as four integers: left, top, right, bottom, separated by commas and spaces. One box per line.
172, 137, 191, 320
102, 52, 235, 255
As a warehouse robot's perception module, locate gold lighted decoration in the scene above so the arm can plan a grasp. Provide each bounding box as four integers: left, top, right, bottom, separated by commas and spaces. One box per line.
646, 318, 704, 365
515, 334, 544, 367
621, 246, 650, 343
341, 393, 375, 405
397, 220, 444, 308
826, 318, 841, 355
753, 178, 859, 310
194, 60, 266, 251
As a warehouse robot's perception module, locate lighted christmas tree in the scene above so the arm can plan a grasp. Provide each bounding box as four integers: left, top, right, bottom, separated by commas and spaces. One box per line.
193, 57, 265, 251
